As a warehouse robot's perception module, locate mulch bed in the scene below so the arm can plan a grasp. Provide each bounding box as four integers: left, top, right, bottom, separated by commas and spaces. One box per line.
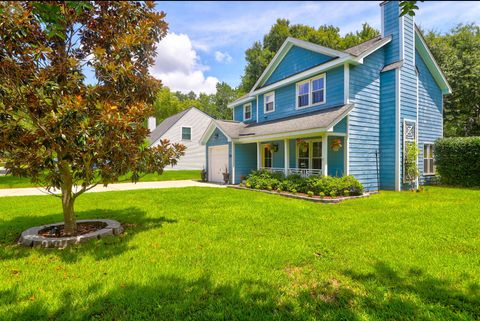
38, 221, 107, 238
228, 185, 370, 203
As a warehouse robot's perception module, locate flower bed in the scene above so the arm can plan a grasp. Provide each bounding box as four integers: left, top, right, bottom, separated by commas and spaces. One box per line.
243, 170, 364, 198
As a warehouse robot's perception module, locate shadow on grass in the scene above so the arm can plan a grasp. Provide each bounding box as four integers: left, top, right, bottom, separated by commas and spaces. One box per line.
342, 261, 480, 320
4, 262, 479, 320
0, 207, 176, 263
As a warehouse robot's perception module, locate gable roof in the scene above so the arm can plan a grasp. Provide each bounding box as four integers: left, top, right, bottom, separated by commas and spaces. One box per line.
203, 103, 353, 143
148, 107, 212, 145
229, 36, 392, 108
250, 37, 350, 93
414, 25, 451, 94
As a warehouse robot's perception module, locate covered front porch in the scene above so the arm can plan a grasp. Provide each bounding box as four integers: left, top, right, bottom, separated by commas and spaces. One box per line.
232, 134, 347, 184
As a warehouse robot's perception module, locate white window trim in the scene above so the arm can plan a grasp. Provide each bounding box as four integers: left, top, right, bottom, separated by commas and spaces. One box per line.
264, 91, 275, 114
243, 103, 252, 121
181, 126, 192, 141
295, 74, 326, 110
423, 143, 436, 176
295, 138, 323, 170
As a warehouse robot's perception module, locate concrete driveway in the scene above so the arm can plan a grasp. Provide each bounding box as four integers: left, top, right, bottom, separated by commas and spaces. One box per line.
0, 180, 225, 197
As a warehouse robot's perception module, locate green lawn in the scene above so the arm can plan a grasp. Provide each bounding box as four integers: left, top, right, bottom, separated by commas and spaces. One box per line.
0, 170, 201, 189
0, 186, 479, 320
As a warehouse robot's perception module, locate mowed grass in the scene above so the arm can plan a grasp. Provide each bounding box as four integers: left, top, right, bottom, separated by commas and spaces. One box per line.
0, 170, 201, 189
0, 186, 479, 320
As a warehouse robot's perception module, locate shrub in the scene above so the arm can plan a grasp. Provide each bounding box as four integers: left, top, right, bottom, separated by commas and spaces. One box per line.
435, 137, 480, 187
319, 192, 325, 198
307, 191, 314, 197
245, 170, 364, 198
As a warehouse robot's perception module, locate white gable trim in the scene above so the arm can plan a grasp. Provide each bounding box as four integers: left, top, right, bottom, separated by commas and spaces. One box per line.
228, 36, 392, 109
200, 120, 232, 145
414, 26, 452, 94
250, 37, 350, 93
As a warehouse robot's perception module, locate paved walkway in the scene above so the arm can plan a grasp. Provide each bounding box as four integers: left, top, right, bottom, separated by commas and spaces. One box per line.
0, 180, 225, 197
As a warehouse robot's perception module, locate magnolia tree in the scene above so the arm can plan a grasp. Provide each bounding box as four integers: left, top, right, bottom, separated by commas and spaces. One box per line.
0, 1, 185, 235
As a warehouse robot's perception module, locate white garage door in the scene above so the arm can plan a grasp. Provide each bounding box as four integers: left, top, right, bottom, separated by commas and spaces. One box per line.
208, 145, 229, 183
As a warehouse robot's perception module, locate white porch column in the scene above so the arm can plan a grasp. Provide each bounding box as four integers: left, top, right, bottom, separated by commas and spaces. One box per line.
256, 142, 261, 170
284, 139, 289, 176
322, 135, 328, 176
231, 142, 235, 184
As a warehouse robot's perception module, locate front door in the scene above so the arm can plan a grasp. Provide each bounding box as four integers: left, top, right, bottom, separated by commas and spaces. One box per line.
208, 145, 229, 183
262, 144, 273, 168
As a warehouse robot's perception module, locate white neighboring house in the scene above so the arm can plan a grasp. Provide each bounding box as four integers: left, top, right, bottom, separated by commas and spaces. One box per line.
148, 107, 213, 170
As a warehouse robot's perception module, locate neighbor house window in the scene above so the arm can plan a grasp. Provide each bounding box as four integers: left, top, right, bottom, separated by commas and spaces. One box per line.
296, 74, 326, 109
181, 127, 191, 140
423, 144, 435, 175
297, 81, 310, 108
264, 92, 275, 113
244, 103, 252, 120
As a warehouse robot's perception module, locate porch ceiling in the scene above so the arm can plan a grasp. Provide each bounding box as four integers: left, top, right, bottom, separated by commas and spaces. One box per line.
215, 103, 353, 142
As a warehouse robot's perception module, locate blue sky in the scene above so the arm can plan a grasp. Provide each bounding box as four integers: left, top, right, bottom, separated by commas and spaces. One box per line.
110, 1, 480, 94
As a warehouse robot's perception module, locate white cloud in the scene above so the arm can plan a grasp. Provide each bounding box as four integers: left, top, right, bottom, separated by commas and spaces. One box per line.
150, 33, 218, 95
214, 51, 233, 64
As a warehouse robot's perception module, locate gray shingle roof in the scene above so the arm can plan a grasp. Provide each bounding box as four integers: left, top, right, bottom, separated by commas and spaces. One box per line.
382, 60, 404, 72
344, 35, 388, 56
214, 104, 353, 140
148, 107, 192, 144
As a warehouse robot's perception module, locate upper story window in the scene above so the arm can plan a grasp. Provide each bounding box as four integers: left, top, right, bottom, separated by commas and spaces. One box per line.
264, 92, 275, 113
297, 81, 309, 108
423, 144, 435, 175
181, 127, 191, 140
244, 103, 252, 121
296, 74, 326, 109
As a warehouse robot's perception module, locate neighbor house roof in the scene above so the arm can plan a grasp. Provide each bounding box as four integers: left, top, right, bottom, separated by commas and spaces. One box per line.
148, 107, 212, 145
203, 104, 353, 143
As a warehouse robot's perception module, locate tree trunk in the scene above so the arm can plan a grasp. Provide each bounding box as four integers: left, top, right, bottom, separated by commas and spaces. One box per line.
59, 162, 77, 236
62, 189, 77, 236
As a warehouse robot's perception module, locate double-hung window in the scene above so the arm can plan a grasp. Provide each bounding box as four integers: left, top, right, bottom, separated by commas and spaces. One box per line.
244, 103, 252, 120
297, 140, 323, 170
297, 81, 310, 108
311, 77, 325, 104
423, 144, 435, 175
264, 92, 275, 113
181, 127, 191, 141
296, 75, 325, 109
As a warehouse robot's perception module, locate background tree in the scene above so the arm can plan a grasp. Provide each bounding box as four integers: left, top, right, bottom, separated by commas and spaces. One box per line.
0, 1, 185, 235
424, 24, 480, 137
239, 19, 380, 92
153, 82, 239, 122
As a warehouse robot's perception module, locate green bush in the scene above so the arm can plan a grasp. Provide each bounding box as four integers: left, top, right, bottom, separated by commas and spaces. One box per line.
245, 171, 364, 197
435, 137, 480, 187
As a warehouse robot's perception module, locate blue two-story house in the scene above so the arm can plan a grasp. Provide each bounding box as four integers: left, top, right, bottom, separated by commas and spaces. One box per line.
201, 1, 451, 191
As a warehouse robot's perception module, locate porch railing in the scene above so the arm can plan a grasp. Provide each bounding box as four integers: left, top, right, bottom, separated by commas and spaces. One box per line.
259, 167, 323, 178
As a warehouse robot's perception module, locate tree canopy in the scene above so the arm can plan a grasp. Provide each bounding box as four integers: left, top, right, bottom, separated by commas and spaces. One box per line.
153, 82, 239, 123
424, 24, 480, 137
0, 1, 185, 234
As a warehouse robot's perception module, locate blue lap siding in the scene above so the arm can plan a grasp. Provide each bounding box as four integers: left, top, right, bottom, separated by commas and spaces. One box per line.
257, 66, 344, 123
348, 48, 384, 191
264, 46, 335, 86
416, 50, 443, 184
234, 143, 257, 184
379, 69, 397, 190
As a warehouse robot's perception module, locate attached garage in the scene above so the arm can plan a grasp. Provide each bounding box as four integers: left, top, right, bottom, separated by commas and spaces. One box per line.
208, 145, 229, 183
